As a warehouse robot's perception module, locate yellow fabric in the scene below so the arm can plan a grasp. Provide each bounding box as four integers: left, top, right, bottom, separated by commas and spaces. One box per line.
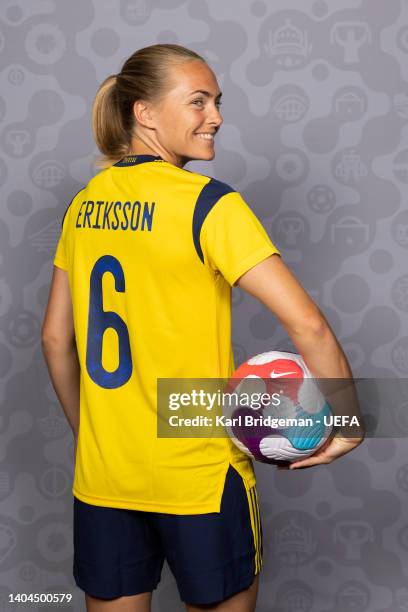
53, 155, 281, 513
246, 486, 263, 574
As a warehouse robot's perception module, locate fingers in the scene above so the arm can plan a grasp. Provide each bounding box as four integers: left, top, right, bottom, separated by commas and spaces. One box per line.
288, 451, 334, 469
289, 458, 328, 469
276, 434, 365, 470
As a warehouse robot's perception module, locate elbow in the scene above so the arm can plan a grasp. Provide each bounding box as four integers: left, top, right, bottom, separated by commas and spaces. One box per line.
289, 313, 331, 341
307, 315, 329, 337
41, 323, 56, 349
41, 329, 75, 352
41, 334, 57, 353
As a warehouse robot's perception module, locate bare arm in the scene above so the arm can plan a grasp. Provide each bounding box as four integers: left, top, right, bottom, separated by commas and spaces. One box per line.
41, 266, 80, 445
237, 254, 365, 469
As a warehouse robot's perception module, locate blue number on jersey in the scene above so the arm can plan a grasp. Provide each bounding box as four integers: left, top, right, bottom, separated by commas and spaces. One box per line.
86, 255, 132, 388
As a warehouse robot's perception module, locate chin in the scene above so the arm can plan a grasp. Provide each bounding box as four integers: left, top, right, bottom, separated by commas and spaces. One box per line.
196, 148, 216, 161
181, 148, 215, 166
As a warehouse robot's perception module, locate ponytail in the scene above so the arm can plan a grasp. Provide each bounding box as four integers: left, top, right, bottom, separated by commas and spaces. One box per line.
92, 75, 131, 169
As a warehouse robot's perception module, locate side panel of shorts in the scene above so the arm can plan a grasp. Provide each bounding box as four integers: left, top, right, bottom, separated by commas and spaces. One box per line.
244, 483, 263, 575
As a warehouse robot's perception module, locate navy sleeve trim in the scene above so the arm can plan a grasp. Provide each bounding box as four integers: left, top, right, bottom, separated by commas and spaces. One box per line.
61, 187, 86, 229
192, 178, 235, 263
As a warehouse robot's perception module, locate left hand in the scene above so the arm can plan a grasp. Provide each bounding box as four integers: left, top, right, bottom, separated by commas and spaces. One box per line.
277, 432, 365, 470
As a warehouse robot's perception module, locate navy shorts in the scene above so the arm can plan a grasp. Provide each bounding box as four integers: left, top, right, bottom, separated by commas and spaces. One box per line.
73, 465, 263, 606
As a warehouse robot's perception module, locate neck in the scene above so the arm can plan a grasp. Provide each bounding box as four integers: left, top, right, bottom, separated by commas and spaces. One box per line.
128, 134, 187, 168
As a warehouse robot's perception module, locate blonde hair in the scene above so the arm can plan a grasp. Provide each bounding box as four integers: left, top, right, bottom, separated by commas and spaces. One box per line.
91, 44, 205, 170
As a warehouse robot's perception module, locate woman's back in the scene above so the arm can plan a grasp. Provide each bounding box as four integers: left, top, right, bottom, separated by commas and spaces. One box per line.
54, 152, 281, 513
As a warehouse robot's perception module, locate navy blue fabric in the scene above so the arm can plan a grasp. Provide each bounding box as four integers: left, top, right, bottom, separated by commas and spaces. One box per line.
60, 187, 85, 229
113, 154, 163, 167
73, 465, 258, 605
192, 178, 235, 263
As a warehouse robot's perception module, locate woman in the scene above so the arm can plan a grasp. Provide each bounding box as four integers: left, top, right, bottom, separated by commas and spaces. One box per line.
42, 44, 364, 612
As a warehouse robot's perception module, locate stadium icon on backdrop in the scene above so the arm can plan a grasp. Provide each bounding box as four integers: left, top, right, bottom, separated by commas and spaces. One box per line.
264, 19, 312, 68
223, 350, 333, 464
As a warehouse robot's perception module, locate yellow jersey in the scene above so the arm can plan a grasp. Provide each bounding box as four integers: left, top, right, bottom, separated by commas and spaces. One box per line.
53, 154, 281, 513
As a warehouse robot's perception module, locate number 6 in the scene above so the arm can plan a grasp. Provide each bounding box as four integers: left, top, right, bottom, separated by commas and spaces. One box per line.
86, 255, 132, 388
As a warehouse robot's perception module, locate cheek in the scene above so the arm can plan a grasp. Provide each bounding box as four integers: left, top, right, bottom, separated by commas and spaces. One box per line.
160, 115, 184, 138
157, 107, 198, 141
173, 116, 195, 140
156, 122, 176, 145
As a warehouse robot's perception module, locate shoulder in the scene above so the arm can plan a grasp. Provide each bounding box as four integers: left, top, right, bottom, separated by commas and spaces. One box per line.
65, 171, 102, 215
192, 173, 248, 224
191, 176, 248, 262
184, 167, 240, 215
60, 185, 87, 229
169, 163, 236, 196
199, 176, 237, 202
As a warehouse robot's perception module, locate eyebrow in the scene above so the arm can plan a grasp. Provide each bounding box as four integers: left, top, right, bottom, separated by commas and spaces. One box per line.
189, 90, 223, 99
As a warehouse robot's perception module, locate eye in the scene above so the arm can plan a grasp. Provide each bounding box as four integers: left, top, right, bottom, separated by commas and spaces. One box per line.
191, 98, 223, 108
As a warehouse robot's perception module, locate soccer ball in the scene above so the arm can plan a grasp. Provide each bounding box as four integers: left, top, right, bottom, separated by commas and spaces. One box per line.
224, 350, 333, 464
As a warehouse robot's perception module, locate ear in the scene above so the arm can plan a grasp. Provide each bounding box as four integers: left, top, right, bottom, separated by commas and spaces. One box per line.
133, 99, 156, 128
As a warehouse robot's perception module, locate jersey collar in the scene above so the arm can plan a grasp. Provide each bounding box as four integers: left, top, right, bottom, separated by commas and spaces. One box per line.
114, 154, 163, 167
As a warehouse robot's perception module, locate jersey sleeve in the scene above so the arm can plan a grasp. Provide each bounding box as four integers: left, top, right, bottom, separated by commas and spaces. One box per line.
53, 203, 72, 270
53, 188, 85, 270
200, 190, 281, 287
53, 235, 68, 270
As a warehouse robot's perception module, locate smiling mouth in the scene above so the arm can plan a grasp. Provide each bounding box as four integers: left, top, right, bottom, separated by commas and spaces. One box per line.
194, 133, 215, 141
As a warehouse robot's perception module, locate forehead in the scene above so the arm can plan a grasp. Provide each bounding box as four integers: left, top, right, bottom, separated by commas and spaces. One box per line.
167, 61, 220, 97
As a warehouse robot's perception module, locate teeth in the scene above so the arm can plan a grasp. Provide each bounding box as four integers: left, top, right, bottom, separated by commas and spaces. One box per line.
195, 133, 214, 140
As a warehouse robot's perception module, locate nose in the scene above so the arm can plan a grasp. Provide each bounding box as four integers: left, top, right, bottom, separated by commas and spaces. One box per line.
208, 102, 223, 129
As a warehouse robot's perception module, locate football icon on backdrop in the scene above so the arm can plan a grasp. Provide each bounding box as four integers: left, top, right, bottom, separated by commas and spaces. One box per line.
224, 350, 333, 464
